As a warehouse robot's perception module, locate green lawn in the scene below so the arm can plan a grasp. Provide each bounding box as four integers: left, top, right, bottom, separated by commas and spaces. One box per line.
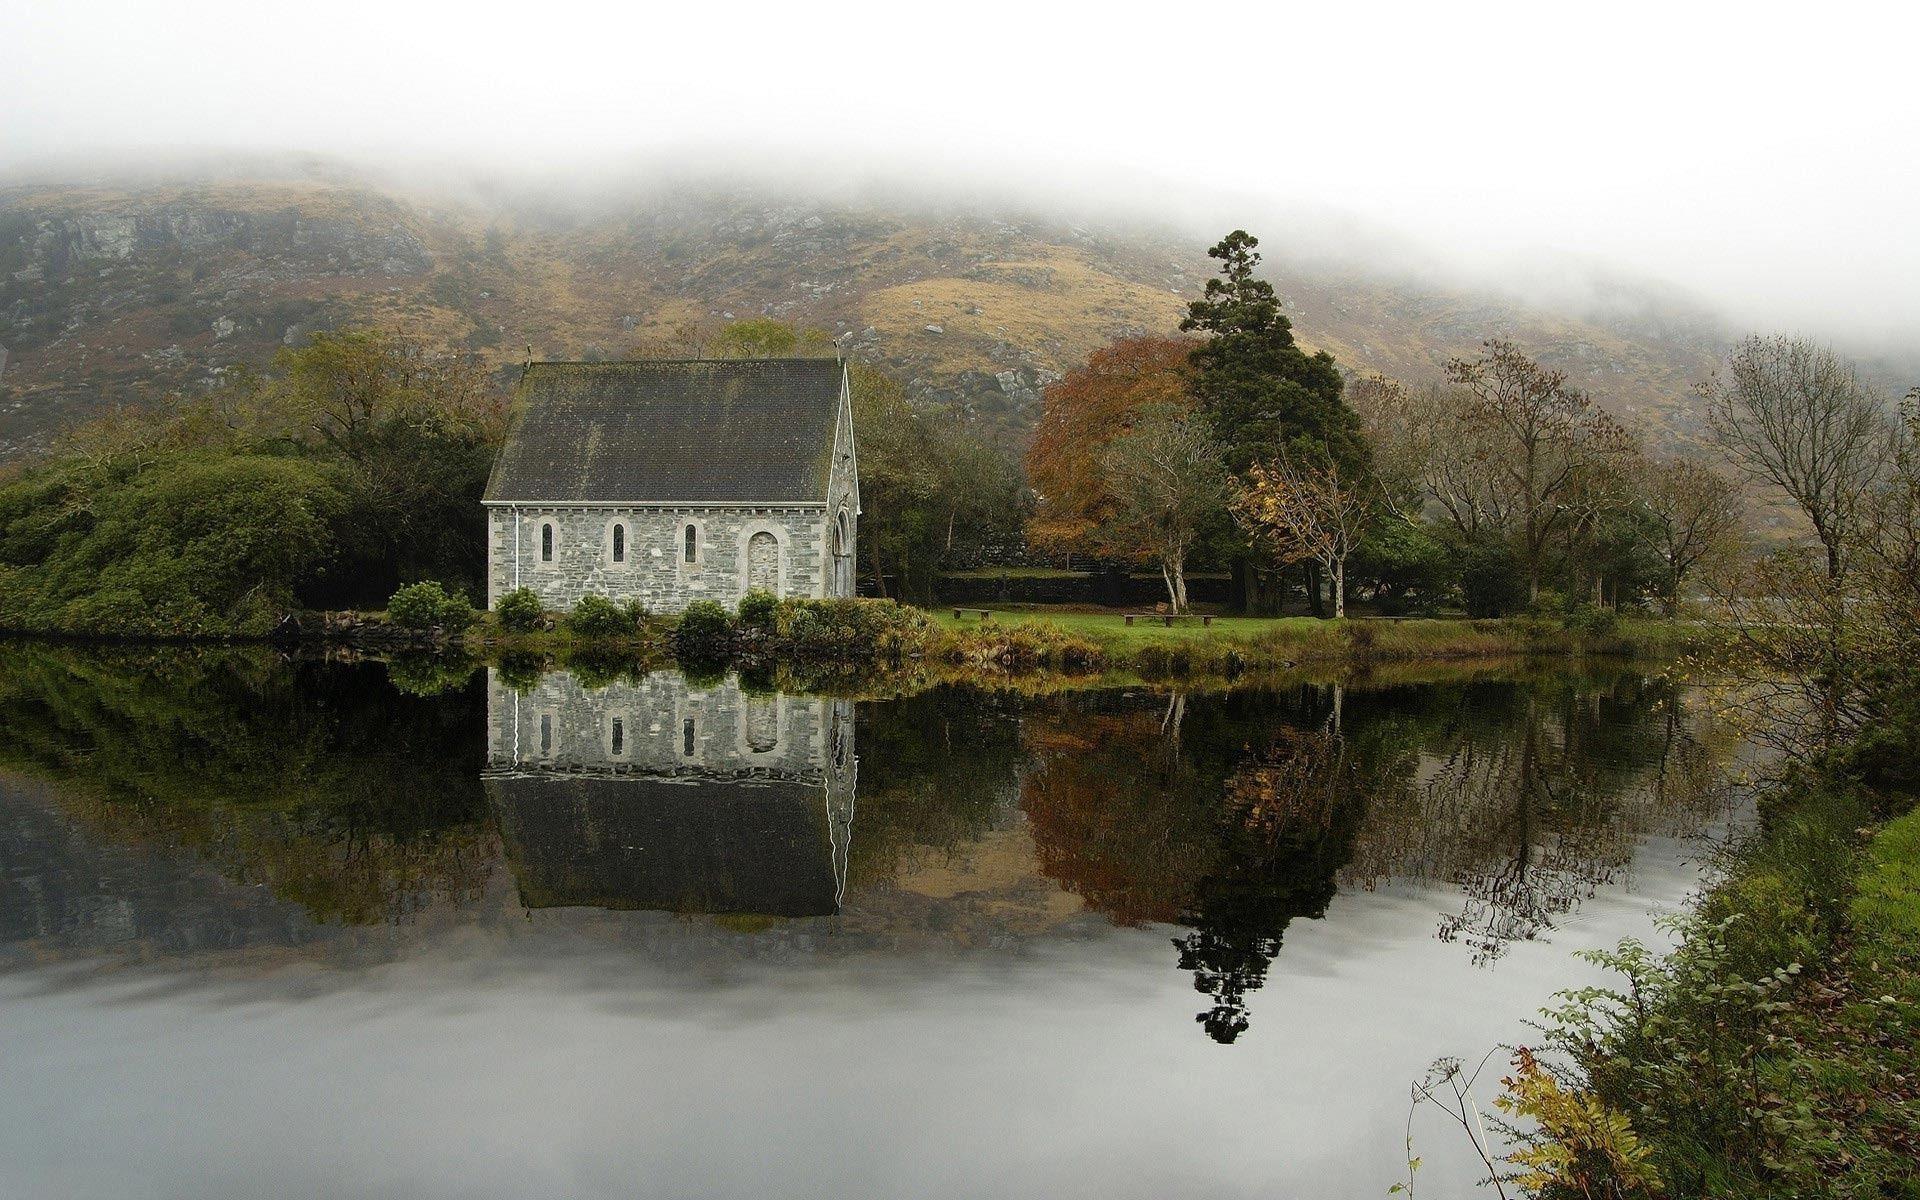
934, 607, 1323, 645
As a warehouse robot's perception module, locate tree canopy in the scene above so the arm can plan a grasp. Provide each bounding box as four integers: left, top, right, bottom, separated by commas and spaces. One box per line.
1180, 230, 1366, 476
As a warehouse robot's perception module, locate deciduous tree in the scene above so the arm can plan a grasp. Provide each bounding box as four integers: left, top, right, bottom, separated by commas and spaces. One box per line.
1444, 340, 1627, 602
1098, 403, 1229, 612
1638, 455, 1745, 615
1700, 334, 1891, 582
1026, 335, 1193, 557
1231, 452, 1374, 618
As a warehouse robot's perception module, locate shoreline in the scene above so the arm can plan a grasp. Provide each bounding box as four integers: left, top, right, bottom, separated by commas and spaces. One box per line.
0, 607, 1723, 686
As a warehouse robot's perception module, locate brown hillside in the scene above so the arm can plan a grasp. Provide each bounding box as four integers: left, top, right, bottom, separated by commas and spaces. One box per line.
0, 177, 1733, 459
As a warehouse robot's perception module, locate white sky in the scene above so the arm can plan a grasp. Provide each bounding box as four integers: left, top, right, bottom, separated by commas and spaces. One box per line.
3, 0, 1916, 345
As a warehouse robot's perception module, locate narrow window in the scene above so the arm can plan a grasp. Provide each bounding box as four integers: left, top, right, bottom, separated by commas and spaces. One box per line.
612, 524, 625, 563
610, 717, 624, 756
682, 717, 696, 757
541, 524, 554, 563
540, 713, 552, 754
684, 524, 697, 564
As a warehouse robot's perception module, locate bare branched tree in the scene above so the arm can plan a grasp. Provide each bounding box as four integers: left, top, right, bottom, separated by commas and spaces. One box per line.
1445, 340, 1625, 602
1700, 335, 1891, 582
1099, 403, 1228, 612
1638, 455, 1745, 616
1231, 452, 1373, 618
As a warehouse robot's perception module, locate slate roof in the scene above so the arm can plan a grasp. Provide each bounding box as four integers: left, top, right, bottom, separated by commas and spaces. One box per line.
483, 358, 846, 505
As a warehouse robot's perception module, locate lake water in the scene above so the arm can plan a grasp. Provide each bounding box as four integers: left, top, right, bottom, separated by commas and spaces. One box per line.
0, 647, 1740, 1199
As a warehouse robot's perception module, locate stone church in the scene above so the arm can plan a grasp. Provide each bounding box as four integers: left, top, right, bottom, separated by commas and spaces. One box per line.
483, 358, 858, 612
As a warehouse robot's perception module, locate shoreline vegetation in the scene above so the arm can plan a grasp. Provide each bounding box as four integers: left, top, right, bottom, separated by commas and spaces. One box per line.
1, 596, 1722, 685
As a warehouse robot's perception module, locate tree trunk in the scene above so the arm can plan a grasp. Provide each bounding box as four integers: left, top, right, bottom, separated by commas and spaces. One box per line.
1161, 560, 1179, 611
869, 537, 888, 599
1306, 561, 1327, 619
1332, 557, 1346, 619
1173, 557, 1190, 613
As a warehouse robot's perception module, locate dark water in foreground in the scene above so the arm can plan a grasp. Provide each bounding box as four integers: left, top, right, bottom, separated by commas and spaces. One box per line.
0, 648, 1740, 1199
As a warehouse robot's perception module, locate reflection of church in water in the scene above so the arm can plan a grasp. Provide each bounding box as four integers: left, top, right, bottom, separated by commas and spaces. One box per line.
483, 671, 856, 917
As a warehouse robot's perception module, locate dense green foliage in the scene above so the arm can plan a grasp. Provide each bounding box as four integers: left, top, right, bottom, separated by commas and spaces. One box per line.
1179, 231, 1366, 475
673, 599, 734, 660
387, 580, 474, 631
494, 586, 544, 632
0, 452, 347, 635
737, 588, 778, 628
566, 593, 634, 639
0, 329, 502, 636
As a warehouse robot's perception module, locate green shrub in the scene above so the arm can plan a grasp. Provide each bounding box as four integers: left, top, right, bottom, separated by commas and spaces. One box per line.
737, 588, 779, 629
495, 587, 544, 632
567, 593, 633, 639
775, 598, 937, 659
1563, 602, 1618, 638
388, 580, 473, 631
674, 600, 735, 659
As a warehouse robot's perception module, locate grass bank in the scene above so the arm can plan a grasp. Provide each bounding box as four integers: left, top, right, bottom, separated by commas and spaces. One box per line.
1506, 772, 1920, 1198
930, 609, 1714, 675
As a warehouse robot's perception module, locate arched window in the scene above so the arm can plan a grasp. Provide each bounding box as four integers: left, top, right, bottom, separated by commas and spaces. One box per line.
611, 524, 625, 563
682, 717, 696, 757
610, 717, 624, 756
684, 524, 697, 564
541, 523, 554, 563
539, 713, 553, 755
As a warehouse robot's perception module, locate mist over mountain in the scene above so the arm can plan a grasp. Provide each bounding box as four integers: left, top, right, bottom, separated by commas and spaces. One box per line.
0, 158, 1907, 460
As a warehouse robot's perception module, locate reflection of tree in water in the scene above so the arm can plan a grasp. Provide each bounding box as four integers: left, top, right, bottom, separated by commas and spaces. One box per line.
0, 644, 493, 931
1341, 679, 1731, 964
1018, 674, 1735, 1039
1175, 723, 1367, 1043
1020, 687, 1370, 1043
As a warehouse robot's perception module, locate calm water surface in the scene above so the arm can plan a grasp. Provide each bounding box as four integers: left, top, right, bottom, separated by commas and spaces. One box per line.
0, 647, 1740, 1199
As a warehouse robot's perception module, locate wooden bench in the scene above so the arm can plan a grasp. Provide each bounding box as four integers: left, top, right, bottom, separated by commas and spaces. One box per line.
952, 608, 994, 622
1124, 613, 1214, 627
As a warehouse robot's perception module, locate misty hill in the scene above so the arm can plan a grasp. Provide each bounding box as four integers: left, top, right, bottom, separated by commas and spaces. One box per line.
0, 173, 1740, 459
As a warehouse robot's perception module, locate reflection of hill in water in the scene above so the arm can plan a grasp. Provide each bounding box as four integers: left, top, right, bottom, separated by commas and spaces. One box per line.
484, 671, 855, 919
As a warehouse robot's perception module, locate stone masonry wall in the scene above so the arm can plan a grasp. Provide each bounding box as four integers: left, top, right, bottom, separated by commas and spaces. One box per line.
485, 669, 843, 782
487, 505, 829, 612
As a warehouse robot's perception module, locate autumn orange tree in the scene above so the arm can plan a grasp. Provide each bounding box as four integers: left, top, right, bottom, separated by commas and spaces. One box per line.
1025, 335, 1194, 558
